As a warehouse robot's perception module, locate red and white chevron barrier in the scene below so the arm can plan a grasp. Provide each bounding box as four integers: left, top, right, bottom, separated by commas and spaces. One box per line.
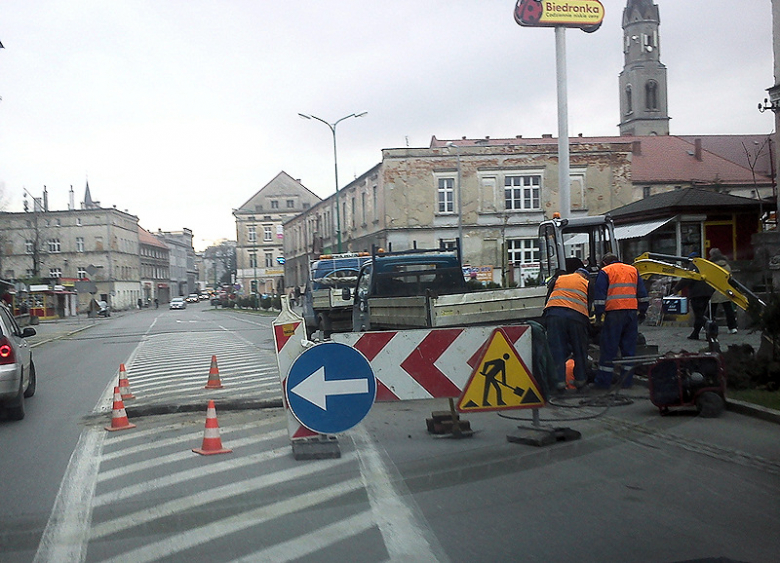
332, 325, 531, 401
272, 298, 325, 441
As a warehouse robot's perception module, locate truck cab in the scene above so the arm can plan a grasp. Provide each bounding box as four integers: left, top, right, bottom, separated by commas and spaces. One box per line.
351, 248, 466, 332
302, 253, 371, 337
538, 215, 620, 280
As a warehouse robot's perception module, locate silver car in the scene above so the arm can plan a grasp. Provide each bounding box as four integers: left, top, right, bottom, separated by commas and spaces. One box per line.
0, 302, 37, 421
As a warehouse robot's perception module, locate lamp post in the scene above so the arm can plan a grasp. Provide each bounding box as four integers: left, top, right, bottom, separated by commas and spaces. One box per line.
299, 112, 367, 253
252, 246, 258, 309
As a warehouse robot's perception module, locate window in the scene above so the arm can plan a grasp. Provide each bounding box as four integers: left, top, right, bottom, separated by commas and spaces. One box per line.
25, 240, 34, 254
625, 85, 633, 114
265, 253, 273, 268
247, 225, 257, 243
76, 217, 82, 226
373, 186, 378, 221
286, 199, 294, 208
438, 178, 454, 213
263, 225, 272, 242
47, 239, 61, 253
505, 175, 540, 210
76, 237, 85, 252
361, 192, 367, 224
249, 253, 257, 268
77, 267, 88, 278
646, 80, 658, 111
49, 268, 62, 278
643, 186, 652, 198
270, 200, 279, 209
507, 239, 539, 265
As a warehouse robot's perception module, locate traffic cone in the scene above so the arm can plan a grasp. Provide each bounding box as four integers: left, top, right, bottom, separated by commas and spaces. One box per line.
118, 364, 135, 400
192, 400, 232, 455
105, 387, 137, 432
204, 355, 223, 389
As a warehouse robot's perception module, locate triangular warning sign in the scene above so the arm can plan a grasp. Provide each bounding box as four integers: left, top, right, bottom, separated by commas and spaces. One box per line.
457, 328, 544, 412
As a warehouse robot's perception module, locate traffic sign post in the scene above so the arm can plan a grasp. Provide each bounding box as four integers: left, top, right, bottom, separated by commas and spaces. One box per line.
286, 342, 376, 435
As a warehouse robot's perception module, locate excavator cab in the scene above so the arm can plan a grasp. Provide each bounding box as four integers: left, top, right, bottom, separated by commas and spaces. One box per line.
538, 215, 620, 281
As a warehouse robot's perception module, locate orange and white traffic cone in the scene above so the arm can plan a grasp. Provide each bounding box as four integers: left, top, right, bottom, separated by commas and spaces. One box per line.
105, 387, 137, 432
192, 400, 232, 455
118, 363, 135, 400
204, 355, 223, 389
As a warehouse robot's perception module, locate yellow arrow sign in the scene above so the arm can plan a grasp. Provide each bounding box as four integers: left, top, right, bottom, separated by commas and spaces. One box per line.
457, 328, 545, 412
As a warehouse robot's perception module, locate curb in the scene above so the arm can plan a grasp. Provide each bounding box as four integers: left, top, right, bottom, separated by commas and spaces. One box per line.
30, 323, 95, 348
726, 398, 780, 425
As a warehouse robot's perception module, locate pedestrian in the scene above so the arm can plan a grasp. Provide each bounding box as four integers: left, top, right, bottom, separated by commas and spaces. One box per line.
593, 253, 649, 389
154, 297, 159, 309
708, 248, 738, 334
672, 253, 715, 341
543, 265, 591, 393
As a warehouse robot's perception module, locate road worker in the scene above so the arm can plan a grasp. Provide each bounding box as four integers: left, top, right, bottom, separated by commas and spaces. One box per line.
543, 259, 591, 393
593, 253, 649, 389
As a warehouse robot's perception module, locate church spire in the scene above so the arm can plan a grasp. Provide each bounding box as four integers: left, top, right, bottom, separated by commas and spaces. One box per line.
618, 0, 670, 135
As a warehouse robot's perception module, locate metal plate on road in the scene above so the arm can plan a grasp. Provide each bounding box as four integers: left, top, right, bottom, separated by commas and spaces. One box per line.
286, 342, 376, 434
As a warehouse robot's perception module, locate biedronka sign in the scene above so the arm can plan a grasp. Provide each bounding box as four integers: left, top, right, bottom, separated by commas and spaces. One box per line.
514, 0, 605, 33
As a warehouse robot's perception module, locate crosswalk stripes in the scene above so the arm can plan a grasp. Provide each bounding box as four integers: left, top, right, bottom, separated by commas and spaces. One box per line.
120, 331, 281, 406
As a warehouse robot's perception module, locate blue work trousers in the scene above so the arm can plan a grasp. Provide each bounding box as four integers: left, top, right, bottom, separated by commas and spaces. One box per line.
545, 313, 589, 388
596, 309, 638, 388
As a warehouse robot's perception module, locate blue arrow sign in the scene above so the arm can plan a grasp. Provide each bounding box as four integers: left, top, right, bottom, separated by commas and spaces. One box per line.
286, 342, 376, 434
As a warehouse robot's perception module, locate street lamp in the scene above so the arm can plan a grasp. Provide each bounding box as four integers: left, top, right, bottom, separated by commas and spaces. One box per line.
299, 111, 367, 253
252, 246, 258, 309
446, 142, 463, 256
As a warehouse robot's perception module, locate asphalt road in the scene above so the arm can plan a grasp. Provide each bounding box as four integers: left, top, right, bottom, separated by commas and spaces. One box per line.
1, 304, 779, 562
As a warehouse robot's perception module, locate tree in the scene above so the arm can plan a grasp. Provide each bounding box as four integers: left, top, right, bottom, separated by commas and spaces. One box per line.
203, 241, 236, 287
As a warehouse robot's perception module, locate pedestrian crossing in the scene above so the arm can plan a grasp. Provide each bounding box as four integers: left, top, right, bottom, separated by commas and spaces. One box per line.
38, 411, 442, 563
120, 330, 282, 409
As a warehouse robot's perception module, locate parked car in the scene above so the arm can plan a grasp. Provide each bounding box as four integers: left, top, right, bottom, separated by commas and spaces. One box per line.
0, 302, 37, 421
97, 300, 111, 317
169, 297, 187, 310
186, 293, 199, 303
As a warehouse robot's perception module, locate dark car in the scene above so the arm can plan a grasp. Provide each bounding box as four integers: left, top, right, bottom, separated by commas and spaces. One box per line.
97, 301, 111, 317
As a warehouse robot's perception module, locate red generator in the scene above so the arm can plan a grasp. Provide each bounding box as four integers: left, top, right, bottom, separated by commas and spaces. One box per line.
647, 353, 727, 417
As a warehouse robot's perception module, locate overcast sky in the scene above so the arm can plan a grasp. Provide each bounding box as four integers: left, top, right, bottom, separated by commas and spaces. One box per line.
0, 1, 775, 250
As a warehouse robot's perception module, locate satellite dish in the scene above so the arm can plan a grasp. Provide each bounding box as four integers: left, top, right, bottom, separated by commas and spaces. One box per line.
645, 45, 654, 52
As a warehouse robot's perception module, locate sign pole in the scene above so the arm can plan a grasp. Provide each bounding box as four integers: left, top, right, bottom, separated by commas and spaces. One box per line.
555, 26, 571, 219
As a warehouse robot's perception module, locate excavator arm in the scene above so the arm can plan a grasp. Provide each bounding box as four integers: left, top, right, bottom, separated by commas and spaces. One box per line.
633, 252, 765, 311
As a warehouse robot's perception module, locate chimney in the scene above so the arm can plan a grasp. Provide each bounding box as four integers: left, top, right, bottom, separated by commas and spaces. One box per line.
694, 138, 702, 161
542, 133, 553, 138
632, 140, 642, 155
68, 185, 75, 210
43, 185, 49, 212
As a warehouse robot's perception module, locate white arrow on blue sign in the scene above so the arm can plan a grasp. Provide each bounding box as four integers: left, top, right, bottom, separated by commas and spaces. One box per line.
286, 342, 376, 434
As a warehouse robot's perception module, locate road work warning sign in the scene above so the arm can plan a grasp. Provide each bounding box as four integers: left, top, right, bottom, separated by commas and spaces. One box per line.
457, 328, 544, 412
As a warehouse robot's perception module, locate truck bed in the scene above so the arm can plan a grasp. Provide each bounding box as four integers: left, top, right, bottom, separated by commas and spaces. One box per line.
367, 286, 548, 329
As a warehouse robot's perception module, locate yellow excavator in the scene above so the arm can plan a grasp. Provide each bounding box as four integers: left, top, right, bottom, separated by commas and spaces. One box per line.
632, 252, 766, 312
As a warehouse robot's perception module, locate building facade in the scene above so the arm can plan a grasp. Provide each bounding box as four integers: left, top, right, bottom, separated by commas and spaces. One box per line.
284, 138, 636, 289
618, 0, 670, 136
0, 193, 142, 312
139, 226, 171, 304
234, 172, 321, 296
154, 229, 196, 297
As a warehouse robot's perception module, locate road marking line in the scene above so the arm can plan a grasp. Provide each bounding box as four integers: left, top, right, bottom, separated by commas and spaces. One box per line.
94, 445, 290, 506
98, 429, 287, 482
100, 420, 263, 460
33, 426, 104, 563
352, 424, 447, 562
90, 451, 356, 539
230, 510, 377, 563
98, 477, 365, 563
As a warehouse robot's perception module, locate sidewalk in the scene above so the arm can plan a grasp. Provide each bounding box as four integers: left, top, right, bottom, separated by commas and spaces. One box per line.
26, 314, 110, 348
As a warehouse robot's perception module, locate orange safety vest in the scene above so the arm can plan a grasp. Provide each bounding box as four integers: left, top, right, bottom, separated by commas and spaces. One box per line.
545, 273, 589, 317
603, 262, 639, 311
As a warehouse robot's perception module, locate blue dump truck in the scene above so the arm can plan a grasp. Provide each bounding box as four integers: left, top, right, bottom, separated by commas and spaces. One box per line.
302, 253, 372, 338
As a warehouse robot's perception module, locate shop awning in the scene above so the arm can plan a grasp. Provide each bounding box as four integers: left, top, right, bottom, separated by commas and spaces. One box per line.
614, 217, 673, 240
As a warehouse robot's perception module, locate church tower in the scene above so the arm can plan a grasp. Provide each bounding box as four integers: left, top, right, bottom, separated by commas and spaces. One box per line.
618, 0, 670, 136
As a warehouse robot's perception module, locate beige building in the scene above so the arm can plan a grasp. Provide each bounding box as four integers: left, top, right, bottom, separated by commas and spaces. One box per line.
0, 185, 142, 312
139, 226, 171, 304
284, 137, 635, 289
234, 172, 321, 296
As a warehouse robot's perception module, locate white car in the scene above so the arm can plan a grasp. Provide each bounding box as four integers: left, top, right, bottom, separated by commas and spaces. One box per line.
0, 302, 37, 421
169, 297, 187, 310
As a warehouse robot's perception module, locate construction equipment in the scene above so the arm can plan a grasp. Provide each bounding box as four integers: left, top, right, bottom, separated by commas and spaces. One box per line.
633, 252, 765, 311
